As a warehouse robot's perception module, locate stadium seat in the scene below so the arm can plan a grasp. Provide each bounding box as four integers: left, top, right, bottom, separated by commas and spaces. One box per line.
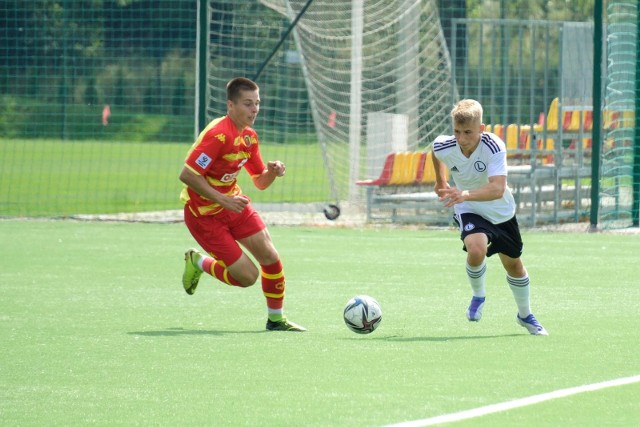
356, 153, 396, 186
408, 151, 424, 184
566, 110, 583, 132
602, 110, 634, 130
604, 110, 621, 129
420, 151, 447, 184
534, 97, 572, 133
533, 98, 555, 132
389, 152, 413, 185
506, 124, 519, 150
414, 152, 427, 183
358, 150, 447, 188
492, 124, 505, 140
583, 110, 593, 131
519, 125, 532, 149
622, 110, 635, 128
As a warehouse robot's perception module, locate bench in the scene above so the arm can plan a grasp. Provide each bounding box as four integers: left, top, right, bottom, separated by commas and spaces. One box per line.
489, 98, 635, 167
357, 98, 631, 224
357, 150, 591, 226
356, 151, 451, 223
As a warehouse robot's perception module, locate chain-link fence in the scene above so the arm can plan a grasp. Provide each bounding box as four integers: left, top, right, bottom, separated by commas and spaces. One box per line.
1, 1, 637, 228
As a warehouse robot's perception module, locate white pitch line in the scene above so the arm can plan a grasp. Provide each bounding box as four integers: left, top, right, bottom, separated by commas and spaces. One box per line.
386, 375, 640, 427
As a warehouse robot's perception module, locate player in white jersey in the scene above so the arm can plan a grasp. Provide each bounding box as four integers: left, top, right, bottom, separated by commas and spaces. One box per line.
431, 99, 548, 336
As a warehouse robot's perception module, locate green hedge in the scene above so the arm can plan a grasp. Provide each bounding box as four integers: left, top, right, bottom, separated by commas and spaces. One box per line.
0, 95, 193, 142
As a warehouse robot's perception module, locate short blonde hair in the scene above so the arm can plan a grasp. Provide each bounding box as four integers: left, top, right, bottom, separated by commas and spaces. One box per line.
451, 99, 483, 125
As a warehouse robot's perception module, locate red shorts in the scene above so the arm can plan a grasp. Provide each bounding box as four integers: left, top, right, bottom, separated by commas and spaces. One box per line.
183, 204, 266, 266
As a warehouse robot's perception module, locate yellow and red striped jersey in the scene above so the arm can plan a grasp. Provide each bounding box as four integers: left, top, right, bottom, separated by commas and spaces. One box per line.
180, 115, 266, 216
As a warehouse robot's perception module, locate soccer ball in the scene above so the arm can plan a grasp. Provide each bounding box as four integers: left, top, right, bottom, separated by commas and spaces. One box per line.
343, 295, 382, 334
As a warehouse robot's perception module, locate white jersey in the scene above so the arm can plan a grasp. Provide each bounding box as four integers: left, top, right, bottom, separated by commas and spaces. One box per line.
432, 132, 515, 224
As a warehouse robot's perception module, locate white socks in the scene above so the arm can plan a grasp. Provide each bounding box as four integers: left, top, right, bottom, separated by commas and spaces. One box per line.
467, 262, 533, 318
507, 274, 532, 318
466, 260, 487, 298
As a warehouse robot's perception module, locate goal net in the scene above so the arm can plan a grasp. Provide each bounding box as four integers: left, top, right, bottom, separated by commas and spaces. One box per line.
600, 0, 637, 228
205, 0, 455, 217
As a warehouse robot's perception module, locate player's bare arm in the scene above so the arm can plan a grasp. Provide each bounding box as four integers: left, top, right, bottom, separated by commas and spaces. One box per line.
431, 153, 450, 194
253, 160, 285, 190
179, 166, 249, 212
438, 175, 507, 208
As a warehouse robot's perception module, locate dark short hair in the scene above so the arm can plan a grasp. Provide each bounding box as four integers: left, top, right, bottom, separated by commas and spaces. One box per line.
227, 77, 259, 102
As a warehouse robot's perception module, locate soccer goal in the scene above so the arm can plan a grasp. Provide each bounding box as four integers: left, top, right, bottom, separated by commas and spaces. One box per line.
200, 0, 456, 219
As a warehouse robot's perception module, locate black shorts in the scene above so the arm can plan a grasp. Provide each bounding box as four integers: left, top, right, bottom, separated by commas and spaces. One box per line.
453, 212, 524, 258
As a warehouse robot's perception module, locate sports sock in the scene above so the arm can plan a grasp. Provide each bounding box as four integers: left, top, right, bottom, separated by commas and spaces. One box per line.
268, 309, 283, 322
507, 274, 531, 318
200, 256, 241, 287
466, 260, 487, 297
261, 260, 285, 321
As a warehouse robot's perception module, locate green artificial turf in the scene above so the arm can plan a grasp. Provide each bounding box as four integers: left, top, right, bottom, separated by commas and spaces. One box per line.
0, 220, 638, 426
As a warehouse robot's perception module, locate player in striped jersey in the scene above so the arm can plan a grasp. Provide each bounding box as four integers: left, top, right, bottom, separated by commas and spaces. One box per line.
431, 99, 547, 336
179, 77, 305, 332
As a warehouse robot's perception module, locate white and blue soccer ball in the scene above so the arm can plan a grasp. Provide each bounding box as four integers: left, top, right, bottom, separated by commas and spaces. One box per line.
343, 295, 382, 334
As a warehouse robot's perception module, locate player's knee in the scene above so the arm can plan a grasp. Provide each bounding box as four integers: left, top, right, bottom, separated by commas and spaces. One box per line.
227, 261, 259, 287
229, 264, 260, 288
466, 244, 487, 261
464, 234, 488, 260
256, 248, 280, 266
235, 271, 259, 287
507, 263, 526, 278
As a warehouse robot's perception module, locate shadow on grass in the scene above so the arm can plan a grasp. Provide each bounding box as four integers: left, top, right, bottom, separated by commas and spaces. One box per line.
352, 333, 524, 342
127, 327, 265, 337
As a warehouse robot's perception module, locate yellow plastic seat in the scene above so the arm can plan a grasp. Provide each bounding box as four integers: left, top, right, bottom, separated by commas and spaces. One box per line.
505, 124, 519, 150
420, 151, 448, 184
622, 111, 635, 128
389, 152, 414, 185
534, 97, 559, 132
566, 110, 583, 132
492, 124, 504, 140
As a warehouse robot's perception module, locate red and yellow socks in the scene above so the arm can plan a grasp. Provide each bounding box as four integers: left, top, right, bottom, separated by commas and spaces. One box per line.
261, 260, 285, 321
195, 254, 287, 322
199, 256, 242, 287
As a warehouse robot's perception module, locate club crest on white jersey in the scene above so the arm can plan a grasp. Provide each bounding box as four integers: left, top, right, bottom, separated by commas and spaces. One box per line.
474, 161, 487, 172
